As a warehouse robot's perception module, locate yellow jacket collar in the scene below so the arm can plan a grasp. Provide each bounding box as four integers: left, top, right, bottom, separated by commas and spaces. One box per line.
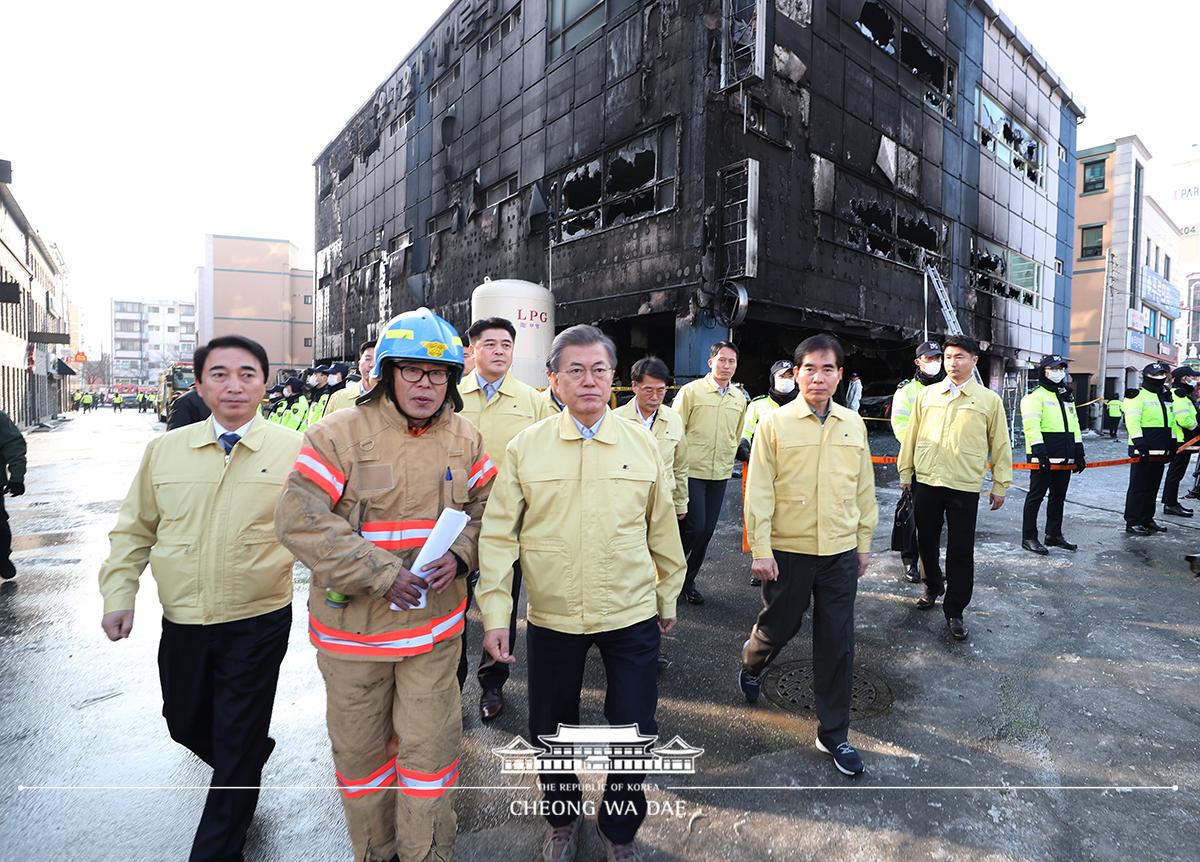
556, 406, 617, 444
188, 413, 268, 452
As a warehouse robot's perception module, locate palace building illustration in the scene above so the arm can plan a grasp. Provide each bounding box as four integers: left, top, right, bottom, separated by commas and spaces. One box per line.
493, 724, 704, 774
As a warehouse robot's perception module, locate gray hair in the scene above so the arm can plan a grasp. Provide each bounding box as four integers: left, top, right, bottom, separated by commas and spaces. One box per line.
547, 324, 617, 371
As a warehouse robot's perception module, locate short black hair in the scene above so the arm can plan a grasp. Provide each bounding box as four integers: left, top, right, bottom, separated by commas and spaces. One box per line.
794, 334, 844, 368
467, 317, 517, 343
359, 340, 375, 356
631, 356, 671, 383
709, 340, 738, 359
943, 335, 980, 356
194, 335, 269, 382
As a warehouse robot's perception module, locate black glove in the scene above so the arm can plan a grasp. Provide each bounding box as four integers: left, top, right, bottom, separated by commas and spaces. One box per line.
735, 438, 751, 463
1030, 443, 1051, 472
6, 482, 24, 496
1131, 436, 1148, 459
1073, 443, 1086, 474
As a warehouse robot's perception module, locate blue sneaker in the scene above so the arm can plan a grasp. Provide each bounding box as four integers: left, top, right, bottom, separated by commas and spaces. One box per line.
738, 667, 761, 704
815, 736, 864, 776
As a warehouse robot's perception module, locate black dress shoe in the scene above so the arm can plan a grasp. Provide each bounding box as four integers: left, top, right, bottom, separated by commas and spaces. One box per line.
1163, 504, 1193, 517
749, 577, 762, 587
1044, 536, 1078, 551
1125, 524, 1152, 535
903, 563, 921, 583
1021, 538, 1049, 555
657, 653, 671, 670
682, 586, 705, 605
946, 617, 968, 640
480, 688, 504, 722
915, 588, 941, 610
1146, 520, 1169, 533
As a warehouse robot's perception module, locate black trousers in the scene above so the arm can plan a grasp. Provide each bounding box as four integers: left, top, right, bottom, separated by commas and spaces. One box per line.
159, 605, 291, 862
1125, 460, 1167, 526
1162, 450, 1193, 507
1022, 467, 1072, 540
1103, 415, 1120, 437
527, 617, 660, 845
0, 493, 12, 578
680, 477, 728, 588
458, 561, 523, 692
912, 481, 980, 619
741, 549, 858, 744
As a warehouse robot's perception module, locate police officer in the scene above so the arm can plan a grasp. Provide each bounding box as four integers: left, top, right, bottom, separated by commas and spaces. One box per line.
276, 309, 493, 862
737, 359, 796, 585
1123, 362, 1178, 535
1104, 392, 1123, 437
889, 341, 946, 582
306, 364, 334, 426
272, 377, 310, 431
1161, 366, 1199, 518
1020, 355, 1085, 554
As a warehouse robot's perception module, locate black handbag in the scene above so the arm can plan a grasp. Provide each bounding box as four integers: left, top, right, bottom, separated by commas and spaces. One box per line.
890, 489, 914, 552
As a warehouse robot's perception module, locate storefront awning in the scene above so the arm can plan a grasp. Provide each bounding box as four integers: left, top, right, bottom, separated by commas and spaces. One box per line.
54, 359, 77, 376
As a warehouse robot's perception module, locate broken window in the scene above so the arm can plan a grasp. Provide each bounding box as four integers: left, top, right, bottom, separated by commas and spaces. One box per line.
549, 0, 638, 62
553, 121, 677, 243
974, 88, 1046, 188
875, 135, 919, 198
970, 236, 1041, 307
718, 158, 759, 279
839, 192, 948, 276
721, 0, 767, 88
427, 208, 456, 237
855, 1, 895, 56
855, 3, 955, 121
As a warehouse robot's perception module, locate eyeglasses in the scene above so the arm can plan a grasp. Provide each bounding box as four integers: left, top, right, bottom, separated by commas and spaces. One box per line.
635, 384, 667, 395
557, 366, 614, 382
396, 365, 451, 385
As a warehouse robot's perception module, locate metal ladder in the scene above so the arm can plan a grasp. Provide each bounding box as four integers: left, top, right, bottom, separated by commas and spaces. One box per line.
924, 264, 983, 384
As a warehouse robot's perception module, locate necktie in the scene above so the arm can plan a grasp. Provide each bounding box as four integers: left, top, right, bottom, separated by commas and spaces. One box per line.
219, 432, 241, 455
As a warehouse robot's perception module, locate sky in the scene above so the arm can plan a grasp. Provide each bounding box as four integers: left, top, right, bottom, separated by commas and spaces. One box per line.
2, 0, 1197, 351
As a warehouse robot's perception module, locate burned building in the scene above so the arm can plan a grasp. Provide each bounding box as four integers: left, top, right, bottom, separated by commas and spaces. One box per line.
313, 0, 1085, 392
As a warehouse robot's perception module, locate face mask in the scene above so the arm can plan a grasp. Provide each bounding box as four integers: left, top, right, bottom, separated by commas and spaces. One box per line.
307, 375, 318, 387
328, 374, 341, 385
1148, 375, 1168, 382
774, 376, 796, 393
920, 360, 942, 377
1045, 369, 1066, 384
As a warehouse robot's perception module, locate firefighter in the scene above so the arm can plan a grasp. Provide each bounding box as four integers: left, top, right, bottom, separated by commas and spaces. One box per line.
1123, 362, 1178, 535
737, 359, 796, 586
1019, 355, 1085, 554
275, 308, 494, 862
889, 341, 946, 582
1161, 366, 1199, 518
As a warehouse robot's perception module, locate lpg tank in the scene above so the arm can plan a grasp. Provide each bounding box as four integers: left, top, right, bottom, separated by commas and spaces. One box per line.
470, 279, 555, 388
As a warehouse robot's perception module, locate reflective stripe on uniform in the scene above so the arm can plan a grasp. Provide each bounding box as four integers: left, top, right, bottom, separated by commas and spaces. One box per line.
360, 519, 436, 549
396, 759, 460, 798
308, 598, 468, 658
467, 455, 497, 490
294, 448, 346, 504
336, 759, 398, 798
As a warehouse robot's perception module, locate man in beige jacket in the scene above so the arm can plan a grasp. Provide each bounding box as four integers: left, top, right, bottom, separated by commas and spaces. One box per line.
98, 335, 302, 862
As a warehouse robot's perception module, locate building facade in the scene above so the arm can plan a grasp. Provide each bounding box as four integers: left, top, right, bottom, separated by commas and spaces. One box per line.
196, 235, 315, 371
313, 0, 1084, 392
0, 183, 74, 425
110, 299, 198, 386
1069, 136, 1183, 401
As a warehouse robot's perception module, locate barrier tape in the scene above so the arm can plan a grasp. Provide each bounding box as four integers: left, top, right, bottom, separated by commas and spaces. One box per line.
870, 434, 1200, 471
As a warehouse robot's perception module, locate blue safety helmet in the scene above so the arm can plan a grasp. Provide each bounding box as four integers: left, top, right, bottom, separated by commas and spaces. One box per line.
369, 307, 465, 410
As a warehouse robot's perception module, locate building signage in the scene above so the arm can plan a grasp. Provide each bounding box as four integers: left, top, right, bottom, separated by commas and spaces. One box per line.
1141, 268, 1182, 318
1128, 308, 1147, 331
1128, 331, 1145, 353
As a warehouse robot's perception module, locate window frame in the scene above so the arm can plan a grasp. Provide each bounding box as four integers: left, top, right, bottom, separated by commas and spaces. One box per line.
1082, 160, 1106, 193
1080, 225, 1104, 260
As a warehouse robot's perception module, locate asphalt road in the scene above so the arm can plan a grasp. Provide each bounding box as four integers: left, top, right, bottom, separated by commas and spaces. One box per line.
1, 410, 1197, 861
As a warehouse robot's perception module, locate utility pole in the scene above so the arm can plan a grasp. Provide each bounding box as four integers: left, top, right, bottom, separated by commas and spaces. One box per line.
1095, 249, 1117, 430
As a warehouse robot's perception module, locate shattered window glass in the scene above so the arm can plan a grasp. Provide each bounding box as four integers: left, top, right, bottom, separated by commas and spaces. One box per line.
900, 26, 954, 119
970, 236, 1041, 307
553, 121, 677, 243
719, 159, 758, 278
722, 0, 766, 87
855, 1, 896, 55
974, 87, 1046, 189
840, 193, 949, 277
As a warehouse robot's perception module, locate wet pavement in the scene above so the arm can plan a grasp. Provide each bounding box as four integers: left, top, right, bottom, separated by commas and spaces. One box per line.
1, 410, 1198, 861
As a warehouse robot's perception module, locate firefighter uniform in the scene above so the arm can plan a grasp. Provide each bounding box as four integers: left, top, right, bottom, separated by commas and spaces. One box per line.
275, 309, 493, 862
1020, 356, 1084, 550
1123, 362, 1179, 533
1161, 367, 1199, 514
615, 398, 689, 516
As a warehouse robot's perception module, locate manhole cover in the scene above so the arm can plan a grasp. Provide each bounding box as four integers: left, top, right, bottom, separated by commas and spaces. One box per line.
762, 661, 894, 719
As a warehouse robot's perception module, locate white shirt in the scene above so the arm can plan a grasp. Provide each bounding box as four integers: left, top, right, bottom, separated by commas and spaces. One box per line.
634, 404, 657, 429
212, 416, 254, 463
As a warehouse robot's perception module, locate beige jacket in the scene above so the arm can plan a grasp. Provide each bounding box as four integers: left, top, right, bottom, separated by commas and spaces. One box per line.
672, 374, 749, 481
614, 399, 689, 515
